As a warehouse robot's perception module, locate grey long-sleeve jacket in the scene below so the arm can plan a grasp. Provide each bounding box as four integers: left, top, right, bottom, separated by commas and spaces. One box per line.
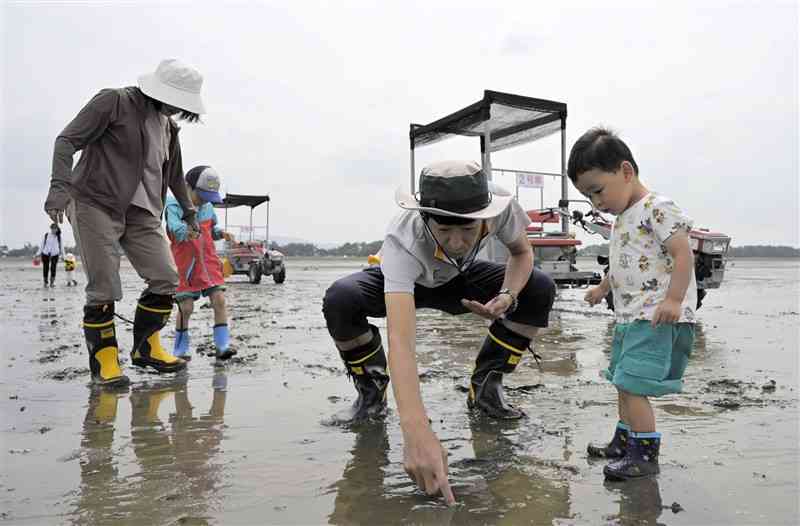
45, 86, 196, 223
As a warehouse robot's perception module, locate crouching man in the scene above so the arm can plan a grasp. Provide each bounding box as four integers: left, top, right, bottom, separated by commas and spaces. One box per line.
322, 160, 556, 503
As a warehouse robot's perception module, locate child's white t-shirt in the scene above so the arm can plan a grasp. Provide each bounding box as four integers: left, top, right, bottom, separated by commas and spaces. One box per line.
609, 193, 697, 324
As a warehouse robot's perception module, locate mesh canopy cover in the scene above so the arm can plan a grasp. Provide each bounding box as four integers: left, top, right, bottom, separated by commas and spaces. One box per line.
410, 91, 566, 153
214, 193, 270, 209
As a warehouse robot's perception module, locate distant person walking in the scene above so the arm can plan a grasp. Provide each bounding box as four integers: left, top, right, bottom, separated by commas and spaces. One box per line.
38, 223, 63, 287
44, 59, 207, 387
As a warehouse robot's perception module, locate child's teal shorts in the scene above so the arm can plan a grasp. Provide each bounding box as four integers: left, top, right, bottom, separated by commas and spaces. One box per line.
603, 320, 695, 397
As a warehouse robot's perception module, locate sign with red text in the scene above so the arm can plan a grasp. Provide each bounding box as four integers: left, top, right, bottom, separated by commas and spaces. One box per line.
516, 172, 544, 188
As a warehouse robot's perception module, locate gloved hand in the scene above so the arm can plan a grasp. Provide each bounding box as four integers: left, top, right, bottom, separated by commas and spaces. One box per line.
185, 214, 201, 240
44, 185, 71, 224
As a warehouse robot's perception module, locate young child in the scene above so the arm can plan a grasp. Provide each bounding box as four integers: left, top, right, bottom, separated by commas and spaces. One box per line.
64, 253, 78, 286
567, 128, 696, 480
165, 165, 236, 362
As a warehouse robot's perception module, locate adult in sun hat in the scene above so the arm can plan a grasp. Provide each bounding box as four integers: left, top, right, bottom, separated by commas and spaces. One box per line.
322, 160, 556, 504
165, 165, 236, 363
44, 58, 207, 388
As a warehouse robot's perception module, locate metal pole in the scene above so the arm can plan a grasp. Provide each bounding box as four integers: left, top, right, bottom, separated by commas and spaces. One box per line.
482, 131, 495, 262
266, 200, 270, 249
409, 125, 416, 194
249, 207, 254, 242
560, 116, 568, 235
410, 148, 416, 194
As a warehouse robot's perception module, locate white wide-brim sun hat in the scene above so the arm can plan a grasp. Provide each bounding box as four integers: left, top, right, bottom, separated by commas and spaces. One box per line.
138, 59, 206, 115
395, 160, 513, 220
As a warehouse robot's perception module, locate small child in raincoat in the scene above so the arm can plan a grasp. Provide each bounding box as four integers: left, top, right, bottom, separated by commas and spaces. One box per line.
165, 165, 236, 361
64, 253, 78, 286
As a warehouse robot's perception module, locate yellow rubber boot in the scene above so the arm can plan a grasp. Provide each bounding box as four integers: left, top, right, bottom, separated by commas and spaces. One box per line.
84, 303, 130, 388
131, 293, 186, 373
93, 390, 121, 423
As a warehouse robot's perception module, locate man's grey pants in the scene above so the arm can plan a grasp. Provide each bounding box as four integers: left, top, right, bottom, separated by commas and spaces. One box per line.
68, 200, 178, 306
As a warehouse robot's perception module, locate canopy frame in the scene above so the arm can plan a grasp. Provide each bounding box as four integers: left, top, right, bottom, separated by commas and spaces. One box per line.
214, 193, 271, 245
408, 90, 569, 236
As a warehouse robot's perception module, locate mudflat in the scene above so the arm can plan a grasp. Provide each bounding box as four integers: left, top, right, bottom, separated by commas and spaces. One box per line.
1, 257, 797, 525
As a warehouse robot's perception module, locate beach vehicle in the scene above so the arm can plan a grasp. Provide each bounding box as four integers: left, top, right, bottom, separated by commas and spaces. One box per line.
408, 90, 731, 306
214, 193, 286, 285
561, 202, 731, 309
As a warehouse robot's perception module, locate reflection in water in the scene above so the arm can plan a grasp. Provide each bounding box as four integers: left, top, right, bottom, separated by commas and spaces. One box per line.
37, 290, 59, 345
72, 371, 228, 525
328, 423, 391, 526
459, 417, 570, 525
327, 418, 571, 525
76, 386, 128, 526
604, 477, 665, 526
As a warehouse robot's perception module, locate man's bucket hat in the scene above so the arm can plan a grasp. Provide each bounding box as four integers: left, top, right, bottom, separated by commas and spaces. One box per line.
394, 160, 513, 219
138, 59, 206, 115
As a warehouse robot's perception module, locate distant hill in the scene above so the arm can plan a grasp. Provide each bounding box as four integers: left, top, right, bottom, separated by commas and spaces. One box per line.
3, 240, 798, 259
271, 240, 382, 257
728, 245, 800, 257
576, 243, 799, 258
576, 244, 609, 257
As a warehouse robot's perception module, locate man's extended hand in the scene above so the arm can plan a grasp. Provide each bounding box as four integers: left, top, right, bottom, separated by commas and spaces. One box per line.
461, 294, 513, 321
402, 422, 456, 506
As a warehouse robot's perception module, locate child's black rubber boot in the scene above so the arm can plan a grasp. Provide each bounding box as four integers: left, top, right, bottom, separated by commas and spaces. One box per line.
603, 432, 661, 480
588, 421, 629, 459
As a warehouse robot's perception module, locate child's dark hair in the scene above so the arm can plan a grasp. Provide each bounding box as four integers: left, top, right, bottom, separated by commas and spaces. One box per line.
144, 93, 201, 123
567, 127, 638, 182
421, 212, 476, 226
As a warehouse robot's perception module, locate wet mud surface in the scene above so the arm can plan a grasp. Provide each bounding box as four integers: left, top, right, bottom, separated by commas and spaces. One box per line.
1, 257, 798, 525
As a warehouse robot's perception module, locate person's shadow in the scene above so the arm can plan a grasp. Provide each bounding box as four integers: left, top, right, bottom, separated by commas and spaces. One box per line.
72, 371, 228, 525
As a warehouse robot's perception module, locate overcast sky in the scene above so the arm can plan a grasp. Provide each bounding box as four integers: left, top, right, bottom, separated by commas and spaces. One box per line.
1, 1, 797, 249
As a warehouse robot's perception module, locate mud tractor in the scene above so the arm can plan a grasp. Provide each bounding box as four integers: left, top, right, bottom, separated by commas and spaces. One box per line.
215, 193, 286, 285
561, 201, 731, 309
406, 89, 730, 307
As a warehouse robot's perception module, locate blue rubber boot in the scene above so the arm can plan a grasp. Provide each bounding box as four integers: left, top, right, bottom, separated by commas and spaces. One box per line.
173, 329, 191, 361
213, 323, 236, 360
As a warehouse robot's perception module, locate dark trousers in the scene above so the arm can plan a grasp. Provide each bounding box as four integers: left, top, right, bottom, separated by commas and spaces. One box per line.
323, 261, 556, 341
42, 255, 59, 282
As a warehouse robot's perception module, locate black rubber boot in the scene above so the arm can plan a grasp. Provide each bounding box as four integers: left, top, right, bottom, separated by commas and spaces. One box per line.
131, 293, 186, 373
588, 422, 630, 459
330, 325, 390, 424
468, 320, 530, 419
84, 303, 130, 388
604, 433, 661, 480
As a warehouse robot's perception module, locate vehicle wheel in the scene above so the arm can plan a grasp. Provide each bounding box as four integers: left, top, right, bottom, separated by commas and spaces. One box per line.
604, 290, 615, 311
696, 288, 707, 310
272, 266, 286, 284
248, 264, 262, 284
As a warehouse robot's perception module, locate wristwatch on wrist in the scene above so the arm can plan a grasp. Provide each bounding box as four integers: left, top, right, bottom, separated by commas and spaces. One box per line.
498, 288, 518, 314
